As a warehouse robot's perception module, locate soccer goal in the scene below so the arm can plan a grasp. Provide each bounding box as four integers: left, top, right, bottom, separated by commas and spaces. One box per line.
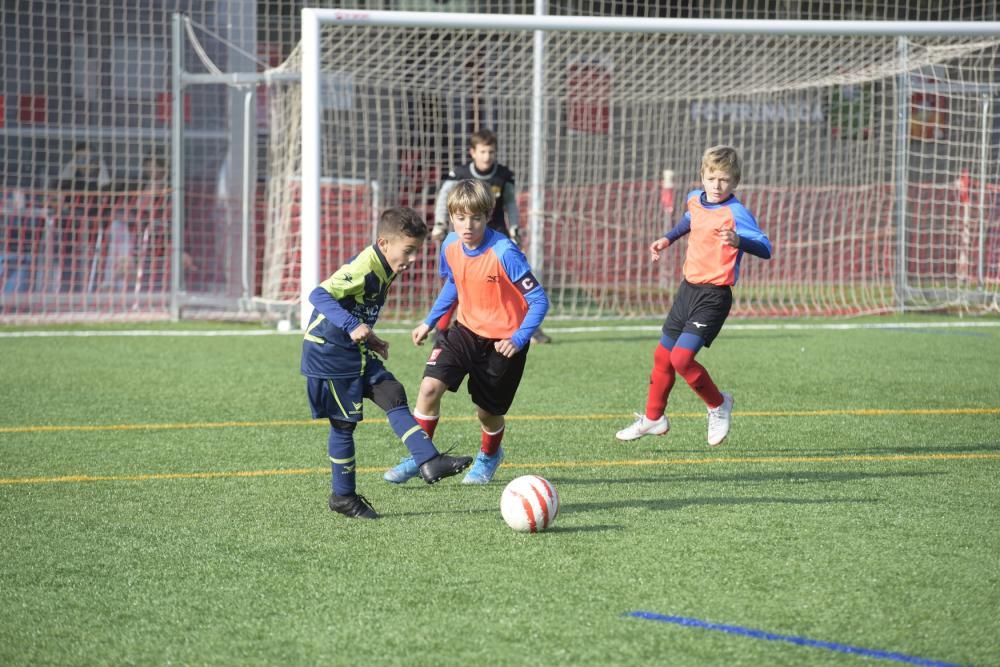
267, 10, 1000, 328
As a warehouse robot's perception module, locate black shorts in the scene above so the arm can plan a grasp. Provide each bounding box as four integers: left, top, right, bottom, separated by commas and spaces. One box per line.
663, 280, 733, 347
422, 322, 529, 416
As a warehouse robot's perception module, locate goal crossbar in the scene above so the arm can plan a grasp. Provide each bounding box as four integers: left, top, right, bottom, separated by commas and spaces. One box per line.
306, 10, 1000, 37
299, 9, 1000, 327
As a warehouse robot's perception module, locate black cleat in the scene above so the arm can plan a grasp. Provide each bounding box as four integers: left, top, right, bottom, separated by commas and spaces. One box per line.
329, 493, 379, 519
419, 452, 474, 485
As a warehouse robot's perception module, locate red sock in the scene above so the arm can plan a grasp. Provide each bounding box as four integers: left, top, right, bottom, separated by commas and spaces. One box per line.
644, 343, 675, 420
481, 424, 504, 456
670, 346, 723, 408
413, 411, 439, 439
436, 304, 455, 332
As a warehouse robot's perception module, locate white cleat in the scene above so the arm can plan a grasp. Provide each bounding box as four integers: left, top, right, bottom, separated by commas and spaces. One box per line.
707, 392, 734, 447
616, 413, 670, 441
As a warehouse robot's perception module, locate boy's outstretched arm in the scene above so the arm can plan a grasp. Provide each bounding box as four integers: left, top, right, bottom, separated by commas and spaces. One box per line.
411, 323, 432, 346
651, 211, 691, 261
649, 237, 670, 262
412, 278, 458, 346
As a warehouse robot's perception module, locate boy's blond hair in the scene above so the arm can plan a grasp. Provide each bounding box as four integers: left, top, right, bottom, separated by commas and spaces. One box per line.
701, 145, 742, 186
447, 179, 494, 217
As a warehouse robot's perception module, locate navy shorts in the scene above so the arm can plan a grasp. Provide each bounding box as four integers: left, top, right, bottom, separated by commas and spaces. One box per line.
305, 359, 397, 423
422, 322, 529, 416
663, 280, 733, 347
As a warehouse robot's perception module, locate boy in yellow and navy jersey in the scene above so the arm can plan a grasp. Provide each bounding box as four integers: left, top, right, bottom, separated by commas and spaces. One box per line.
617, 145, 772, 447
383, 180, 549, 485
301, 207, 472, 519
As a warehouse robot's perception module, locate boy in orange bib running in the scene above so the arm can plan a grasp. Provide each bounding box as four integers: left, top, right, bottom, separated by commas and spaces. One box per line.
617, 145, 772, 447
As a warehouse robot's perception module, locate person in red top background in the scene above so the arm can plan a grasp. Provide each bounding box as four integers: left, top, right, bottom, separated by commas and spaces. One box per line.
617, 145, 772, 448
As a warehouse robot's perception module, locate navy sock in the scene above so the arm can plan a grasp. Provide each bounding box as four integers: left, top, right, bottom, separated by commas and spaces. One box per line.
386, 406, 438, 466
328, 425, 356, 496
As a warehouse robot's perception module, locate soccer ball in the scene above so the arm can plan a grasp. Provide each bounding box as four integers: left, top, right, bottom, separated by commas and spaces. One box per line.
500, 475, 559, 533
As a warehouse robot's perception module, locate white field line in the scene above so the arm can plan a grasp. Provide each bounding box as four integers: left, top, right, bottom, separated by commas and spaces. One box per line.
1, 320, 999, 338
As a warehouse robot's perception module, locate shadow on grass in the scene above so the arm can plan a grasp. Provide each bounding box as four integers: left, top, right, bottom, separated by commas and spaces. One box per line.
541, 330, 818, 347
389, 490, 878, 520
545, 524, 625, 534
559, 494, 878, 515
758, 442, 1000, 456
545, 469, 943, 487
537, 335, 649, 346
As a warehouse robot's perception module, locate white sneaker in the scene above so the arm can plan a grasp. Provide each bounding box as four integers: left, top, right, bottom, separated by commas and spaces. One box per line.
616, 413, 669, 441
707, 392, 734, 446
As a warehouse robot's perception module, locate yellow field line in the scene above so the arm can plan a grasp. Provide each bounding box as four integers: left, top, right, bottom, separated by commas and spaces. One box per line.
0, 468, 320, 485
2, 452, 998, 486
0, 419, 320, 434
1, 407, 997, 435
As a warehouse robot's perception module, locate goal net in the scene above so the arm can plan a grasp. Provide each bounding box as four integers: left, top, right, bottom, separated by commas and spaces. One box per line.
264, 12, 1000, 323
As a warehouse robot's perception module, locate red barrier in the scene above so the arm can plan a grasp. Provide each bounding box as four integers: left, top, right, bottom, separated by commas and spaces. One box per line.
1, 187, 193, 316
4, 179, 997, 319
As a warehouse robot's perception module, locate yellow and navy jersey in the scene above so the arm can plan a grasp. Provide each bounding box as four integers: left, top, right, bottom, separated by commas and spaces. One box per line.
664, 189, 772, 286
300, 244, 395, 379
425, 227, 548, 349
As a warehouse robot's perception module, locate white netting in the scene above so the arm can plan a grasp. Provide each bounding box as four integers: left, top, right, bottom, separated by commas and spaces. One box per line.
264, 18, 1000, 318
0, 3, 267, 322
2, 2, 997, 323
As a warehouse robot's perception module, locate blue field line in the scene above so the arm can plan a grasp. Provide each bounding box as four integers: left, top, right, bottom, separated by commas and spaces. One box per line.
624, 611, 968, 667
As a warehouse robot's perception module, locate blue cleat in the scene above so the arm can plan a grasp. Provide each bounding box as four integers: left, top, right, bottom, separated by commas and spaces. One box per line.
383, 456, 419, 484
462, 448, 504, 485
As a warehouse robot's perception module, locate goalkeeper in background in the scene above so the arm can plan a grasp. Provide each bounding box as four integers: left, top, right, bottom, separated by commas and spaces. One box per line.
431, 128, 552, 344
616, 145, 772, 447
301, 207, 472, 520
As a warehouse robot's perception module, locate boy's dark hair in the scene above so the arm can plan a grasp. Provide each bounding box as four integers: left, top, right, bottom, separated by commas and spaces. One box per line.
469, 128, 498, 149
447, 179, 494, 217
378, 206, 427, 240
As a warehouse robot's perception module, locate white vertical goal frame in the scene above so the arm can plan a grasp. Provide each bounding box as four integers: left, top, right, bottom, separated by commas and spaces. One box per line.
298, 10, 1000, 328
300, 11, 322, 331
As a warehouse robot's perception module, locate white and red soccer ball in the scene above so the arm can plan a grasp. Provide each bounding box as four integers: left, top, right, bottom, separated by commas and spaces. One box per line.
500, 475, 559, 533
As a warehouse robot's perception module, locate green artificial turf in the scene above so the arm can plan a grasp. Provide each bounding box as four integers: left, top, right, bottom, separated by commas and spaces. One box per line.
1, 317, 998, 666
